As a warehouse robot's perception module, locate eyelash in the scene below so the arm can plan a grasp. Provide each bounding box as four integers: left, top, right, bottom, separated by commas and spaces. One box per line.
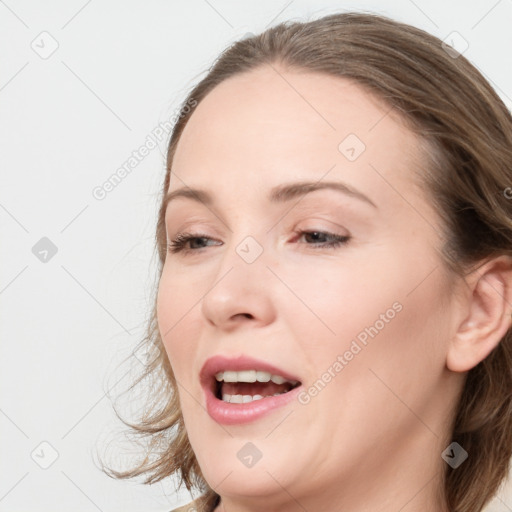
167, 230, 350, 255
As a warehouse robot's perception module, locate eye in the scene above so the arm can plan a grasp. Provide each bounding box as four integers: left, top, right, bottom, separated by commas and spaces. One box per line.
166, 230, 350, 255
167, 232, 220, 254
294, 230, 350, 249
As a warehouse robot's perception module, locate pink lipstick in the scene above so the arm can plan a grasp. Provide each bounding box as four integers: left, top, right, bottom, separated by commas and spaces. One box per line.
200, 355, 302, 425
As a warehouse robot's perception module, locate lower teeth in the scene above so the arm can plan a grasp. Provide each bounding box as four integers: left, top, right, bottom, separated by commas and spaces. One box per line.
222, 393, 285, 403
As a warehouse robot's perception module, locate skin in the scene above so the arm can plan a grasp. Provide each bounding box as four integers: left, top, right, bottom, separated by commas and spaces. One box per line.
156, 64, 512, 512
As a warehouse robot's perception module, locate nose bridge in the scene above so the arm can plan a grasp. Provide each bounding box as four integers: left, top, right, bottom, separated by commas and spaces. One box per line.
215, 231, 270, 293
200, 230, 275, 328
233, 233, 266, 266
218, 208, 272, 270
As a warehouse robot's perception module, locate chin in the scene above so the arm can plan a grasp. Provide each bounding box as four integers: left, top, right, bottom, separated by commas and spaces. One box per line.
204, 467, 289, 499
193, 442, 297, 497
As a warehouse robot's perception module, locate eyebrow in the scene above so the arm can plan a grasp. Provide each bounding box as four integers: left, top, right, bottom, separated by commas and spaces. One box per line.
164, 180, 377, 212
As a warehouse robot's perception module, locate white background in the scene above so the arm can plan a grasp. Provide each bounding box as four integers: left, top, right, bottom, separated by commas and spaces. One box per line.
1, 1, 511, 511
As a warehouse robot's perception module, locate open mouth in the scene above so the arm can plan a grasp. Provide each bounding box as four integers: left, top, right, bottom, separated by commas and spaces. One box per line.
213, 370, 301, 403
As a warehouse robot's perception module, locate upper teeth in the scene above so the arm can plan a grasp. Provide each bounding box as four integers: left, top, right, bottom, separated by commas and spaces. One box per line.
215, 370, 298, 386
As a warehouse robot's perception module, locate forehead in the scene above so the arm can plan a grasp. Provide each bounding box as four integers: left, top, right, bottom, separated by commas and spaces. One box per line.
169, 65, 426, 214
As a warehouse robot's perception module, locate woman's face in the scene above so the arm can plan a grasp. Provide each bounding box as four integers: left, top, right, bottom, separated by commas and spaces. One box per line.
157, 66, 462, 510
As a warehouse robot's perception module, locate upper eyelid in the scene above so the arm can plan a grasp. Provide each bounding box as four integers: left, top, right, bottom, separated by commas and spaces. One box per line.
165, 212, 350, 232
166, 224, 347, 242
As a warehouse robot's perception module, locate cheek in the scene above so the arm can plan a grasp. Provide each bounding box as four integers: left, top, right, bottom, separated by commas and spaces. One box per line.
324, 272, 451, 418
156, 272, 201, 378
296, 247, 451, 395
276, 257, 382, 348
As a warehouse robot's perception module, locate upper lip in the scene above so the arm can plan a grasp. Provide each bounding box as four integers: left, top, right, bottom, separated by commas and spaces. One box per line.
200, 355, 302, 390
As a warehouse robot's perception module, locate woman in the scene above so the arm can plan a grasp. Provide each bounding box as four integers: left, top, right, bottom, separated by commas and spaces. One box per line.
101, 11, 512, 512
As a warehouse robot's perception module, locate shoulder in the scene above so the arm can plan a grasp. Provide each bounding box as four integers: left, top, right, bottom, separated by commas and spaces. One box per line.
169, 492, 219, 512
168, 497, 203, 512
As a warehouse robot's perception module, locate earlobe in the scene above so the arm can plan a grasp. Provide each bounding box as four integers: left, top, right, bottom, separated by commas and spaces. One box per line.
446, 256, 512, 373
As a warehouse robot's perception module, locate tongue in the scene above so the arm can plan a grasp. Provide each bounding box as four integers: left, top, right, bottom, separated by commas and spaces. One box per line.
222, 381, 292, 397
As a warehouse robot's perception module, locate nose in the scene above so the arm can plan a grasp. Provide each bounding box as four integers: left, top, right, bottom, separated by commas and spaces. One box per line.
201, 238, 276, 332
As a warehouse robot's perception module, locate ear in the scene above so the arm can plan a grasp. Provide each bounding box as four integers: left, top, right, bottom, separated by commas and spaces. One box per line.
446, 255, 512, 373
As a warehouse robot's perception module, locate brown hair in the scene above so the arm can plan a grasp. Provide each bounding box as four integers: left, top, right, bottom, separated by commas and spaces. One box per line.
98, 11, 512, 512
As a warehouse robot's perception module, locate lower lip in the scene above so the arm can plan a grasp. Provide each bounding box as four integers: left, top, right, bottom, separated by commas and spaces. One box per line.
204, 383, 302, 425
